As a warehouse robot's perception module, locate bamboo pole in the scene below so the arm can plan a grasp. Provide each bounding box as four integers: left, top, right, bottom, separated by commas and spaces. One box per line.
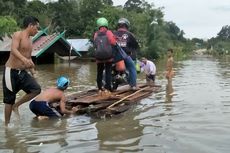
107, 86, 150, 109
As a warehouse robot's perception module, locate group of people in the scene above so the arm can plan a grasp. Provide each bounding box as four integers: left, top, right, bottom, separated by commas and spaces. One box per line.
93, 17, 140, 96
2, 16, 174, 127
93, 17, 161, 95
2, 16, 78, 127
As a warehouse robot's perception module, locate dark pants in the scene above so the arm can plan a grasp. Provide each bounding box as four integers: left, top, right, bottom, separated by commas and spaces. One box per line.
97, 62, 112, 91
146, 74, 155, 82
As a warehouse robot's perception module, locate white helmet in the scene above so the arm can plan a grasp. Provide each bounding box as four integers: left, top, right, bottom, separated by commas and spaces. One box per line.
118, 18, 130, 28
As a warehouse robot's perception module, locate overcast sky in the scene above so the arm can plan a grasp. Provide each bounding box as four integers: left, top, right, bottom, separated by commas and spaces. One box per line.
113, 0, 230, 39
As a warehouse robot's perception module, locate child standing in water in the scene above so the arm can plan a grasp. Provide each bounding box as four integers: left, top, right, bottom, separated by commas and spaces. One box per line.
166, 48, 174, 96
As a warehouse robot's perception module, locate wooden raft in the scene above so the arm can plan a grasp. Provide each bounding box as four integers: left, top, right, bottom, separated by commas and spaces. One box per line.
66, 84, 160, 118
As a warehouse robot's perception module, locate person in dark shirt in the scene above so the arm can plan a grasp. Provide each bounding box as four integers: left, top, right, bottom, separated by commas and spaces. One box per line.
114, 18, 140, 90
114, 18, 139, 61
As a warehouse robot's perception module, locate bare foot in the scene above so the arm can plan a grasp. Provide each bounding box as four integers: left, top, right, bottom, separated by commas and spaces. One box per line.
72, 106, 79, 113
12, 105, 20, 120
37, 116, 49, 120
169, 92, 175, 96
98, 90, 103, 96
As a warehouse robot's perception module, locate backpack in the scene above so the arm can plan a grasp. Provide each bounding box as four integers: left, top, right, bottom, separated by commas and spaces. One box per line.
94, 31, 113, 60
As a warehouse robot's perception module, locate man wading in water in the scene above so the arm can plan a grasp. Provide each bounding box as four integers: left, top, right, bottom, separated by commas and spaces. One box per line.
2, 16, 41, 127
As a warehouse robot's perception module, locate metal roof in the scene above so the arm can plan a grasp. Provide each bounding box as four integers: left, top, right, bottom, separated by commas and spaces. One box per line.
0, 29, 81, 57
0, 29, 48, 52
33, 31, 81, 57
67, 39, 92, 52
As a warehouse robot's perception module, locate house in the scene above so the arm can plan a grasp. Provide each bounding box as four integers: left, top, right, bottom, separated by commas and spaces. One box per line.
0, 27, 81, 64
0, 36, 11, 64
67, 39, 92, 57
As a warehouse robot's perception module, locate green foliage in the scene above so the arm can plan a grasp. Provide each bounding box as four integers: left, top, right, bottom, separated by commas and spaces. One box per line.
217, 25, 230, 40
103, 0, 113, 5
0, 0, 196, 59
124, 0, 143, 13
207, 25, 230, 55
25, 0, 49, 26
0, 16, 18, 40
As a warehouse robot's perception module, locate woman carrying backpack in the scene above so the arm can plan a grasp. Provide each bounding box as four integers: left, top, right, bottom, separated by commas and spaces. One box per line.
93, 17, 117, 95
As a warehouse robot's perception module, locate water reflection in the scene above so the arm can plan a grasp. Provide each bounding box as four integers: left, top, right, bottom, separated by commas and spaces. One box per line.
3, 128, 29, 153
35, 61, 97, 91
28, 119, 69, 152
95, 110, 144, 152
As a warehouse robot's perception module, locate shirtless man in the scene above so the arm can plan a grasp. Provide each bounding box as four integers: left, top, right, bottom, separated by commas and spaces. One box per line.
2, 16, 41, 126
29, 76, 78, 119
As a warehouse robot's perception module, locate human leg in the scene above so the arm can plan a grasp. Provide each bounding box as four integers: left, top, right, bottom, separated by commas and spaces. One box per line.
13, 70, 41, 116
30, 100, 62, 118
97, 63, 105, 90
4, 104, 13, 126
167, 78, 174, 95
13, 92, 40, 118
146, 74, 155, 86
104, 62, 112, 91
124, 56, 137, 88
2, 67, 17, 126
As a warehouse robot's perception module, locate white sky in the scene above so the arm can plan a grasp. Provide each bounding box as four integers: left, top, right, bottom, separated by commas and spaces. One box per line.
113, 0, 230, 39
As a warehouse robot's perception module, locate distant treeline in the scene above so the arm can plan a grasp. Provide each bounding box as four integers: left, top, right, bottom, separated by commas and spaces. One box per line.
2, 0, 226, 58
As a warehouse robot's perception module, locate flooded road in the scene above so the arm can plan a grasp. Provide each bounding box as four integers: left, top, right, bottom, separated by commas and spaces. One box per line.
0, 55, 230, 153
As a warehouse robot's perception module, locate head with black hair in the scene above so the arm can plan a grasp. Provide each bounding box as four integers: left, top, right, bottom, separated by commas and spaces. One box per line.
23, 16, 39, 28
167, 48, 173, 57
22, 16, 40, 36
167, 48, 173, 53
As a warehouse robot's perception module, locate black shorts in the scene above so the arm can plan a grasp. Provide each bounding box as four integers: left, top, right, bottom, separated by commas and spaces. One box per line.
146, 74, 155, 82
2, 67, 41, 105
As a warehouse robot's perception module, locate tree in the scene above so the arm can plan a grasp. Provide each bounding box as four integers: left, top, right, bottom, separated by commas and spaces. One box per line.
124, 0, 143, 13
0, 16, 18, 40
47, 0, 81, 37
79, 0, 104, 37
25, 1, 49, 27
102, 0, 113, 5
217, 25, 230, 40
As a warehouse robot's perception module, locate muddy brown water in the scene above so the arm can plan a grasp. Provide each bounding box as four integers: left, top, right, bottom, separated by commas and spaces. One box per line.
0, 55, 230, 153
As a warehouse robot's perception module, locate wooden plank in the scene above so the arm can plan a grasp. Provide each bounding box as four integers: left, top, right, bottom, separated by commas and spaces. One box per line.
67, 85, 158, 104
66, 84, 161, 118
107, 86, 150, 109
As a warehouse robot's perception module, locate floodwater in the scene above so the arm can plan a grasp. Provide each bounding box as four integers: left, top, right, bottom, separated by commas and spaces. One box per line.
0, 55, 230, 153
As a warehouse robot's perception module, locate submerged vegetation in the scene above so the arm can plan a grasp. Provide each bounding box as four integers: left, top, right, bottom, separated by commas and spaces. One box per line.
0, 0, 228, 59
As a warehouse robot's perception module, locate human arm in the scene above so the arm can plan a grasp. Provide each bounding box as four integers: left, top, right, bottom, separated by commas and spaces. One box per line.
11, 32, 34, 68
29, 68, 37, 78
106, 30, 117, 46
128, 32, 139, 50
59, 95, 78, 115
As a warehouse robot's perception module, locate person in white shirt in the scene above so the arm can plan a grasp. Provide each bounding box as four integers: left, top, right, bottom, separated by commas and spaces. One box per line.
140, 57, 156, 85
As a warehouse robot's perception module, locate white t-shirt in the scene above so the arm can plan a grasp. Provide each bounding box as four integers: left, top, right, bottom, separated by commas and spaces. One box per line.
141, 60, 156, 75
